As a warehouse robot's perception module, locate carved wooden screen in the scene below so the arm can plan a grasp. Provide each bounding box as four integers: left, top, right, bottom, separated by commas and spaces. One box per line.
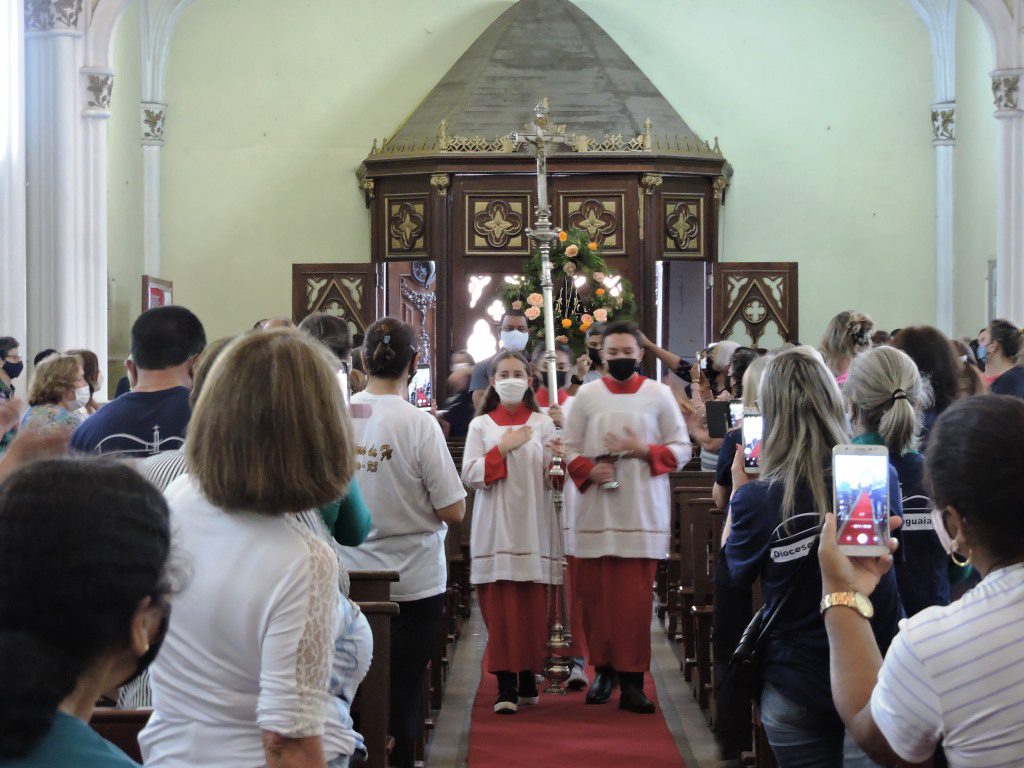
712, 262, 798, 348
292, 263, 379, 339
386, 261, 437, 367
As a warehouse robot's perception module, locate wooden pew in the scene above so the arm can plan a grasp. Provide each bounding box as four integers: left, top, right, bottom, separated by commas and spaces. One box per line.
349, 571, 400, 768
89, 708, 150, 762
674, 485, 716, 678
687, 498, 717, 709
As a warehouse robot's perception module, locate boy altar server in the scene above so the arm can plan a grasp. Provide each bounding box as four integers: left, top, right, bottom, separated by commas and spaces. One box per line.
564, 321, 692, 713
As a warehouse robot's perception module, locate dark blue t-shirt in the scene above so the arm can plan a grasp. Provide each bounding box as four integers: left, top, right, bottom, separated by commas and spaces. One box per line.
70, 387, 191, 456
887, 450, 949, 617
990, 366, 1024, 398
724, 472, 904, 712
715, 428, 742, 487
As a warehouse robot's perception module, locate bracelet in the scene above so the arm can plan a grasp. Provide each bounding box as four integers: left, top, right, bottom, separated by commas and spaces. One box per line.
570, 375, 584, 386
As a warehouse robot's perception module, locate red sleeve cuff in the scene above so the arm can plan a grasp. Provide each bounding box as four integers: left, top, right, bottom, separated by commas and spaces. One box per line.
484, 445, 508, 484
647, 444, 679, 476
568, 456, 596, 492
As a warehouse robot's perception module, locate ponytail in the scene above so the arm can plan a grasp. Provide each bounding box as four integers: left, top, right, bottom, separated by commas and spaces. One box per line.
845, 346, 927, 454
362, 318, 416, 379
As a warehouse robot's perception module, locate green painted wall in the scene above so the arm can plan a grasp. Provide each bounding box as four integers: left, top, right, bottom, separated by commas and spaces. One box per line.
106, 0, 143, 362
107, 0, 987, 344
955, 0, 997, 339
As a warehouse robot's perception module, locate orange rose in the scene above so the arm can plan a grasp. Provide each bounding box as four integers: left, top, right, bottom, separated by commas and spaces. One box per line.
581, 313, 594, 325
588, 241, 598, 251
561, 318, 573, 329
596, 288, 606, 296
558, 231, 568, 242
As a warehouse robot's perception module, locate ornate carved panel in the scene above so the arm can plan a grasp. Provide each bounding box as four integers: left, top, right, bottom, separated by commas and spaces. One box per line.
292, 263, 378, 336
713, 262, 798, 346
465, 194, 531, 256
385, 195, 429, 257
560, 193, 624, 255
663, 194, 704, 256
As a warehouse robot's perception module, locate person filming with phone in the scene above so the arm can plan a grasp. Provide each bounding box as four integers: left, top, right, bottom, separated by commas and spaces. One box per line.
820, 395, 1024, 767
724, 346, 903, 768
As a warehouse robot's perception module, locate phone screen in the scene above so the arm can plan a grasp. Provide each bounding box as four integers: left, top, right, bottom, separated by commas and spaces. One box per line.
705, 401, 731, 439
728, 402, 744, 429
408, 366, 432, 409
741, 412, 763, 471
833, 448, 890, 554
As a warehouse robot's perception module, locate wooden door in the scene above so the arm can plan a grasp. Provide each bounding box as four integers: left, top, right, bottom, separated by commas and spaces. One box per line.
292, 263, 379, 339
712, 262, 799, 348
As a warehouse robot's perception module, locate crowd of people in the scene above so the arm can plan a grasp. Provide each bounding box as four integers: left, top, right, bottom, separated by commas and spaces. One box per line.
0, 304, 1023, 768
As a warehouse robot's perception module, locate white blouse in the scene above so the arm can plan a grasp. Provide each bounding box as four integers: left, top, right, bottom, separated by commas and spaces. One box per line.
463, 405, 559, 585
140, 476, 356, 767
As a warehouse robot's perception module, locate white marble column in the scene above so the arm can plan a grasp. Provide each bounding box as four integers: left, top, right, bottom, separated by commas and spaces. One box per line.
142, 102, 167, 276
992, 70, 1024, 322
909, 0, 958, 335
1, 0, 27, 345
25, 0, 86, 359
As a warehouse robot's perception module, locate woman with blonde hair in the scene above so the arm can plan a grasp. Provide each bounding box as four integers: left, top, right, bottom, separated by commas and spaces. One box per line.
141, 329, 362, 768
845, 345, 947, 617
724, 346, 902, 767
820, 310, 874, 383
21, 354, 89, 436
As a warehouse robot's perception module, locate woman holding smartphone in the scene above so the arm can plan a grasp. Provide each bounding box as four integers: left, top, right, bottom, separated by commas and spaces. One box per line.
724, 346, 903, 768
844, 345, 948, 617
339, 318, 466, 768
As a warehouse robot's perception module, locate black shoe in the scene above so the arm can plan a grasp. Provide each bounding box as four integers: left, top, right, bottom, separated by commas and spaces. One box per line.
494, 688, 519, 714
619, 672, 656, 714
518, 671, 539, 705
585, 667, 618, 704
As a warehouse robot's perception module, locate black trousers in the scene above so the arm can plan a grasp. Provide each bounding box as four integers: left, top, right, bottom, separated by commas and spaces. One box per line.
389, 593, 444, 768
712, 555, 754, 760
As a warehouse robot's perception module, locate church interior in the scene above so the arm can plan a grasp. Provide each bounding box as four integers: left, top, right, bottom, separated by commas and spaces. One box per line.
3, 0, 1024, 767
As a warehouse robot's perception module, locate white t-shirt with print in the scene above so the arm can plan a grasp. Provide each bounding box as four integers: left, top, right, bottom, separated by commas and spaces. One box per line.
339, 392, 466, 601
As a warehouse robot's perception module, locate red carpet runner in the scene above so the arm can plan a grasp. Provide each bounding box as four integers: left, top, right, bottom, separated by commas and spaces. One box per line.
466, 662, 685, 767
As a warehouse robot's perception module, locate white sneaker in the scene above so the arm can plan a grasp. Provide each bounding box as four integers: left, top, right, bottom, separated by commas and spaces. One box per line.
567, 664, 590, 691
494, 691, 519, 714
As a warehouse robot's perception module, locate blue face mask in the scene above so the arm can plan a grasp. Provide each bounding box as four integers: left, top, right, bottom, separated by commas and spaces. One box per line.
976, 344, 986, 362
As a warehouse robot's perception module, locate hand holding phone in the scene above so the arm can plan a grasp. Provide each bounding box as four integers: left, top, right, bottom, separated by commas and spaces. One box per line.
832, 445, 890, 557
741, 410, 763, 473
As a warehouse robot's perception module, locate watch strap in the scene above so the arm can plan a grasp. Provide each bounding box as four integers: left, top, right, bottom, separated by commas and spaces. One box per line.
570, 375, 584, 386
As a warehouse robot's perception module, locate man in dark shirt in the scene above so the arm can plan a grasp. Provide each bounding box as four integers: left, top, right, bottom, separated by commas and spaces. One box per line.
71, 306, 206, 456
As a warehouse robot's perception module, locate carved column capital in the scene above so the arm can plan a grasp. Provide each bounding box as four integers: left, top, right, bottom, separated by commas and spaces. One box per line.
931, 101, 956, 145
355, 168, 375, 208
25, 0, 83, 34
430, 173, 450, 196
142, 103, 167, 145
992, 70, 1024, 117
81, 68, 113, 118
712, 175, 730, 203
639, 173, 663, 196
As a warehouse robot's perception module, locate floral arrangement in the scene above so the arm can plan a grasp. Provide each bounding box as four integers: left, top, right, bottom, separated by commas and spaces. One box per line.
499, 227, 637, 355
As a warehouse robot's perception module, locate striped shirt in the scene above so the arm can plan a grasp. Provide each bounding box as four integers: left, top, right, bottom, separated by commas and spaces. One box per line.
870, 562, 1024, 766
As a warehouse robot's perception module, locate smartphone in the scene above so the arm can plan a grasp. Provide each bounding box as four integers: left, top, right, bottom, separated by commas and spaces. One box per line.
728, 401, 744, 429
832, 445, 890, 557
408, 365, 433, 409
705, 401, 731, 439
741, 409, 763, 473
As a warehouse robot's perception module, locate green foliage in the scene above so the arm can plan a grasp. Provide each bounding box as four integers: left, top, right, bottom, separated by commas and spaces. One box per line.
499, 228, 637, 356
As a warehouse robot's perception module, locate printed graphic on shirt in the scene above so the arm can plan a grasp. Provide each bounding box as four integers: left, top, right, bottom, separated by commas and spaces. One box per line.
354, 443, 394, 473
770, 533, 817, 563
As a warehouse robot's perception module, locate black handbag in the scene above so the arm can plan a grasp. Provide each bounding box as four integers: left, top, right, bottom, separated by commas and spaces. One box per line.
724, 534, 820, 701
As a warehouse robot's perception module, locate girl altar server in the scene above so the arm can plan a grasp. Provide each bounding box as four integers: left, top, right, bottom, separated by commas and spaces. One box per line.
463, 351, 562, 714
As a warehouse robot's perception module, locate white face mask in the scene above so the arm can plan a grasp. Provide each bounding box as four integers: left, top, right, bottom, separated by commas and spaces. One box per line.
931, 507, 956, 555
500, 329, 529, 353
73, 385, 91, 409
494, 377, 529, 405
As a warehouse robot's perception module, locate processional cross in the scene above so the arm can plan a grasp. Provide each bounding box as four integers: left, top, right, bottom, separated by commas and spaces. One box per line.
509, 101, 576, 693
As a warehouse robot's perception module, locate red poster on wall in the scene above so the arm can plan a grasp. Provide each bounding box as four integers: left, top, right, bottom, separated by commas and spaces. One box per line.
142, 276, 173, 310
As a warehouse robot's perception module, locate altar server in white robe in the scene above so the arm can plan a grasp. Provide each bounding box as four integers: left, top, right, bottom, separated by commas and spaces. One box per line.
463, 351, 563, 714
565, 320, 692, 714
531, 343, 590, 691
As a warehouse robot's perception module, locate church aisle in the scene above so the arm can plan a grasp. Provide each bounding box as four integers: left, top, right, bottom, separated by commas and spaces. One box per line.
465, 660, 686, 767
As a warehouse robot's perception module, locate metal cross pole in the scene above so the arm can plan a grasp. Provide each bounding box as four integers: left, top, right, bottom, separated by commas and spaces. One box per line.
510, 101, 575, 693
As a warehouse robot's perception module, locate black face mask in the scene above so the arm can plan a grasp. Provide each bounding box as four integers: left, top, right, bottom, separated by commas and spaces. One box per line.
587, 348, 603, 367
532, 371, 569, 390
607, 358, 638, 382
119, 606, 171, 688
2, 361, 23, 380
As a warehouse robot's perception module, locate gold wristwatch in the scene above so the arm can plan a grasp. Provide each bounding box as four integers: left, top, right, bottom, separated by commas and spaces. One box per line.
819, 591, 874, 619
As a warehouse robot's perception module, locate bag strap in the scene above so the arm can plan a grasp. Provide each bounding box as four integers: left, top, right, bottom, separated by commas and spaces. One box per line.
753, 533, 821, 646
